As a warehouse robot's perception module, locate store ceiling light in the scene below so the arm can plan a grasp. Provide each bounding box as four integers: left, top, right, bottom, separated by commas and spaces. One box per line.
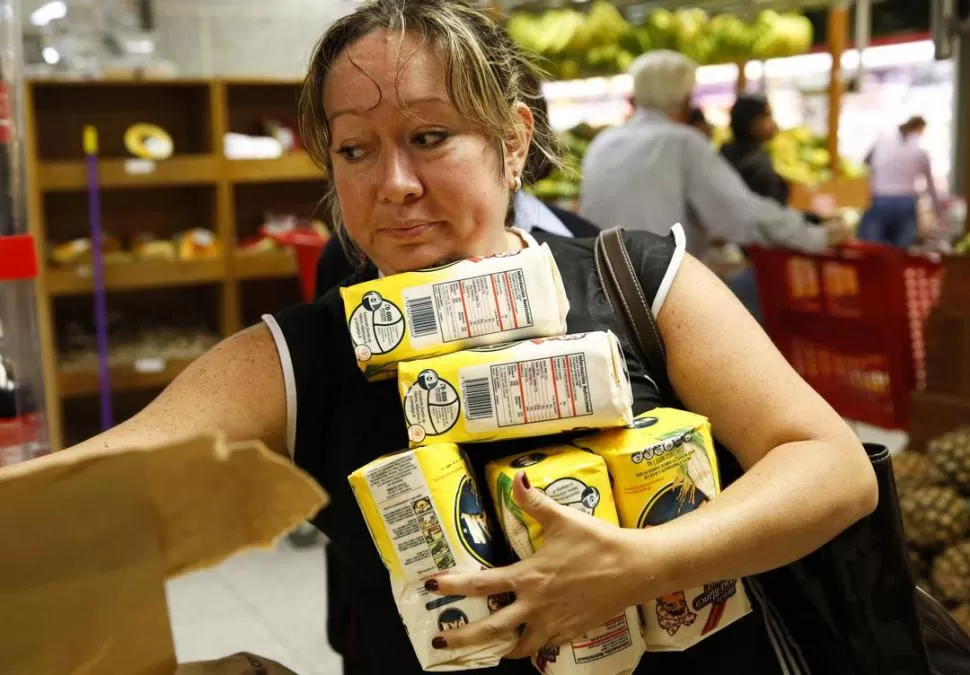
30, 0, 67, 26
41, 47, 60, 65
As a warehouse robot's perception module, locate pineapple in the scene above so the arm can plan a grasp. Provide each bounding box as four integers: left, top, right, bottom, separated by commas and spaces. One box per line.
928, 427, 970, 492
951, 605, 970, 636
892, 451, 942, 493
899, 486, 970, 549
932, 541, 970, 603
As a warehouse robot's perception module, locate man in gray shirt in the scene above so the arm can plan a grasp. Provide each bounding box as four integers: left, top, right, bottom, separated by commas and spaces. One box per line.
580, 50, 847, 258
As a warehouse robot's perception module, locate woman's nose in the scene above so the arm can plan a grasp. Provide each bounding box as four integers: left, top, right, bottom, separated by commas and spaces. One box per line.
377, 148, 423, 205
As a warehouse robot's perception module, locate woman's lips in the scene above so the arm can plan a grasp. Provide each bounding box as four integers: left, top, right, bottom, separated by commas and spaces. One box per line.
383, 221, 441, 240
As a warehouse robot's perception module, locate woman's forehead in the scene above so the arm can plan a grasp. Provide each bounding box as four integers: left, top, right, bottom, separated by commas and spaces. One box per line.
325, 29, 448, 117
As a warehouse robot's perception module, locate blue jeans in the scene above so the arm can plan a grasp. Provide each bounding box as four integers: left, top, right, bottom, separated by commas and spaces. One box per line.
858, 195, 918, 248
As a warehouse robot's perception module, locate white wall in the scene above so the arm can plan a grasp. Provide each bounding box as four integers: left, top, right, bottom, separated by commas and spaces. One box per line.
21, 0, 360, 78
153, 0, 358, 77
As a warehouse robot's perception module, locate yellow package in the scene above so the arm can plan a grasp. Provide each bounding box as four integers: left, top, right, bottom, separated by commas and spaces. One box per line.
348, 444, 516, 671
486, 448, 645, 675
398, 331, 633, 447
576, 409, 752, 652
341, 243, 569, 380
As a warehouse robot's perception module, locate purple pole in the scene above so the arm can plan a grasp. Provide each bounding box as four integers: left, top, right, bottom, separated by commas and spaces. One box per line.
83, 126, 112, 430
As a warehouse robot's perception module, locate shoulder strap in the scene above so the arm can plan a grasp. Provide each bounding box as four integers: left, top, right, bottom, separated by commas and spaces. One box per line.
594, 227, 674, 400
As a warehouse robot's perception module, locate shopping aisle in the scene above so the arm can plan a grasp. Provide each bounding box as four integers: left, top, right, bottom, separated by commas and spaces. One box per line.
167, 537, 342, 675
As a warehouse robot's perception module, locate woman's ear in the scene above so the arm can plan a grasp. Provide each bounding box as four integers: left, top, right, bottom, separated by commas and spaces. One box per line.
505, 102, 535, 189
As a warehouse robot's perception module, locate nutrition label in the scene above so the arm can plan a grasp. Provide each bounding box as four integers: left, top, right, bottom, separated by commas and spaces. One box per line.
403, 269, 533, 344
461, 353, 593, 427
366, 453, 456, 577
570, 613, 635, 664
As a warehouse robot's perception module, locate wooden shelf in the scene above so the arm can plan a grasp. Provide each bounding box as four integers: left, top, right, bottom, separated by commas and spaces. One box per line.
59, 357, 197, 398
46, 257, 225, 295
225, 152, 324, 183
40, 155, 221, 191
233, 249, 298, 280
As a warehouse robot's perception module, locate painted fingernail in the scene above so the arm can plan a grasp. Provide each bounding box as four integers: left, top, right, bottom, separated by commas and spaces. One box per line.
425, 578, 439, 592
432, 637, 448, 650
521, 473, 531, 490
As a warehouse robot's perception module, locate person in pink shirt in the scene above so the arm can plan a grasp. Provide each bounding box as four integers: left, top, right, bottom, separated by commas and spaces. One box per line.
859, 116, 942, 247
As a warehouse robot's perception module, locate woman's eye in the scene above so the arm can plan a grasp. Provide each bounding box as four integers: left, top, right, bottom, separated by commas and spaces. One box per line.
336, 145, 364, 161
413, 131, 448, 148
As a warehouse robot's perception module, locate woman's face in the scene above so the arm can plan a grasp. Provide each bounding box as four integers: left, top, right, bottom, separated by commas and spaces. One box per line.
323, 29, 530, 274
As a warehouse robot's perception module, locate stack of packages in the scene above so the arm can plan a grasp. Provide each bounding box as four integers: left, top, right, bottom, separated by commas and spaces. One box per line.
343, 245, 751, 673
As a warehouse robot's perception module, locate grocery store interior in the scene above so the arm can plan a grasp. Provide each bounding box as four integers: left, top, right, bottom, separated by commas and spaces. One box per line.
2, 0, 970, 673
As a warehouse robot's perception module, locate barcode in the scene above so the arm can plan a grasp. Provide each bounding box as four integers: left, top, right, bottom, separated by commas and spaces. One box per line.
462, 377, 494, 421
406, 296, 438, 338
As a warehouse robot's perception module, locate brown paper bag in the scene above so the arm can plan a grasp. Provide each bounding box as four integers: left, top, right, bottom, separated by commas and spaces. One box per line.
0, 435, 327, 675
175, 653, 299, 675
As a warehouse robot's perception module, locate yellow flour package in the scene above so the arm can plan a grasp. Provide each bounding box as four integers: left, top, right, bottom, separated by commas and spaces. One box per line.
398, 332, 633, 447
341, 244, 569, 380
576, 409, 752, 652
486, 448, 645, 675
348, 443, 516, 670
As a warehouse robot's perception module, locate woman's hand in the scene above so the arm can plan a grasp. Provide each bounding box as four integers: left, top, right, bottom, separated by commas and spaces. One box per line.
426, 471, 648, 659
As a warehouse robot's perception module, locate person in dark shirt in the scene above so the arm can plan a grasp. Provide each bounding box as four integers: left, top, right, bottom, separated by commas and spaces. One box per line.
312, 56, 599, 675
720, 94, 789, 206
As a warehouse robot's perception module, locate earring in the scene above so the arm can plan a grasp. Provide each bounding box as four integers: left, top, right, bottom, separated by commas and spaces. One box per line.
512, 175, 522, 192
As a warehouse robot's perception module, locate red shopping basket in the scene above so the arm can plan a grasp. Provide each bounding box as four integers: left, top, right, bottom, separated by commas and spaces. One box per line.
748, 242, 943, 429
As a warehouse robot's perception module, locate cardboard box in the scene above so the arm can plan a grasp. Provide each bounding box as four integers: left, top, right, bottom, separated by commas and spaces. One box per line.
0, 434, 328, 674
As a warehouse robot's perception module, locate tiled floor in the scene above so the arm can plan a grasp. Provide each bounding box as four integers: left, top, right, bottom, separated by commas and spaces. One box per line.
167, 536, 343, 675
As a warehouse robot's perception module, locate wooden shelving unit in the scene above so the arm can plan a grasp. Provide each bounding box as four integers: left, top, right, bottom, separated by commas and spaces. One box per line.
46, 258, 226, 295
225, 152, 323, 183
59, 357, 197, 398
39, 155, 222, 191
24, 77, 321, 449
233, 249, 298, 280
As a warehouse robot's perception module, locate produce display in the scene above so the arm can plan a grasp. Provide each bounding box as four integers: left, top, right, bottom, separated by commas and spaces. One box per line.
894, 427, 970, 634
955, 233, 970, 255
506, 4, 814, 80
530, 122, 606, 202
529, 120, 866, 202
764, 126, 868, 186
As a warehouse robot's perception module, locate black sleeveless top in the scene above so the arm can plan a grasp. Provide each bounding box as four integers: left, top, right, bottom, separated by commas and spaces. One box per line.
268, 230, 783, 674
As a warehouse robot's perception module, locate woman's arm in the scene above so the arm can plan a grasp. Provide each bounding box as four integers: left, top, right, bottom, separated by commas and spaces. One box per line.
67, 324, 288, 457
627, 255, 878, 595
427, 255, 878, 656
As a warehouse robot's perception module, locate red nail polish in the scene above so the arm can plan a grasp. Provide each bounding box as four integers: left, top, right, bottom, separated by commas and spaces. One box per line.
521, 473, 531, 490
425, 578, 439, 592
432, 637, 448, 650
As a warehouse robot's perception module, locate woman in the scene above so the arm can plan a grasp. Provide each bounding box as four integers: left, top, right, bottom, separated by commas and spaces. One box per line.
314, 71, 596, 294
720, 94, 788, 205
859, 116, 942, 248
69, 1, 877, 673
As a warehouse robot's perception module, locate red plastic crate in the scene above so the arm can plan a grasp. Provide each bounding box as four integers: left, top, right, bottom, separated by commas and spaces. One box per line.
748, 242, 942, 429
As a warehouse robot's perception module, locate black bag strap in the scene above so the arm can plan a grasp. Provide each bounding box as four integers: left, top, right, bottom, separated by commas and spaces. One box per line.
594, 227, 674, 399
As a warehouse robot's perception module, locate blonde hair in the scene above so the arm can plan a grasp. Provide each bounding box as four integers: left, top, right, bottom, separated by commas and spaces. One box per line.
298, 0, 560, 247
629, 50, 697, 118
